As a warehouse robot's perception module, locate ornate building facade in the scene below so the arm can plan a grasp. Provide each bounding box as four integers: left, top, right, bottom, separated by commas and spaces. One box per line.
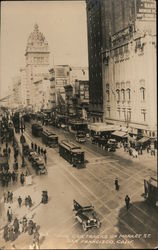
102, 0, 156, 138
25, 24, 50, 107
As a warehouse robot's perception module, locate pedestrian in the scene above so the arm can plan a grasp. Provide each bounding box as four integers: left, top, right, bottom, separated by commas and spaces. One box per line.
20, 172, 25, 186
22, 216, 28, 232
38, 146, 40, 154
41, 148, 43, 155
18, 196, 22, 207
25, 197, 29, 207
44, 154, 47, 164
28, 220, 34, 235
7, 191, 11, 203
3, 225, 9, 241
115, 178, 119, 191
3, 191, 7, 203
19, 221, 23, 234
8, 225, 14, 241
12, 171, 16, 183
10, 192, 13, 203
8, 147, 11, 156
28, 195, 32, 208
33, 229, 40, 249
7, 206, 12, 222
13, 218, 19, 238
125, 195, 130, 211
140, 145, 143, 155
43, 149, 47, 156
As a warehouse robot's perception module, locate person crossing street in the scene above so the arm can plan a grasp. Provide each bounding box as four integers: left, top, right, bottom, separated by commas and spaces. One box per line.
125, 195, 130, 211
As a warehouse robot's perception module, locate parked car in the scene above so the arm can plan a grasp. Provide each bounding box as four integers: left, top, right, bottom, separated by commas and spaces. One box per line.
73, 200, 101, 231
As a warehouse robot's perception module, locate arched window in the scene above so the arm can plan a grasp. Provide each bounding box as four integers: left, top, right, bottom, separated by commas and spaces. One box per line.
106, 90, 110, 102
140, 87, 145, 101
106, 83, 110, 102
126, 88, 131, 101
121, 89, 125, 102
116, 89, 120, 102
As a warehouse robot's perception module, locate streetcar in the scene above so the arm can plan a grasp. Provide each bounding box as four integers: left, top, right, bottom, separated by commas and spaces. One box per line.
31, 123, 43, 137
42, 129, 58, 147
59, 140, 85, 168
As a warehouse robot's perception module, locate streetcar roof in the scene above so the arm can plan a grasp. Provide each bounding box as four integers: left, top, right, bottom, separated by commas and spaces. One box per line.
60, 140, 81, 150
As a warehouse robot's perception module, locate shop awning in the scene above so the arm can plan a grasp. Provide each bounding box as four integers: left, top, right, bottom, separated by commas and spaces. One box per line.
88, 123, 120, 132
138, 137, 150, 143
112, 131, 128, 138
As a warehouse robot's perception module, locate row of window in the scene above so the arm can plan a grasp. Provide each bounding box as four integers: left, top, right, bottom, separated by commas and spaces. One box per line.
105, 87, 145, 102
106, 108, 147, 122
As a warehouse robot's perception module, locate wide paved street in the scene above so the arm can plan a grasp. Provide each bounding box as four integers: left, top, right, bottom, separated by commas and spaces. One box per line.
0, 122, 157, 249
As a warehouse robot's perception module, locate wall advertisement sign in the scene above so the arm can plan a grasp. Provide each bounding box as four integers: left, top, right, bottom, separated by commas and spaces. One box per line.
136, 0, 156, 21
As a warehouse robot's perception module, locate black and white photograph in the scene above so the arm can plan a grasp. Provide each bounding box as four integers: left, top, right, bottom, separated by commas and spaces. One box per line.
0, 0, 157, 249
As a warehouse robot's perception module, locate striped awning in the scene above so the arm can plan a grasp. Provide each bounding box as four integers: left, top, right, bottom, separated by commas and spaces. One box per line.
112, 131, 128, 138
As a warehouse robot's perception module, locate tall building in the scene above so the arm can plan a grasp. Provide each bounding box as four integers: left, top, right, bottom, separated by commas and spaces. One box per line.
86, 0, 104, 122
102, 0, 156, 138
25, 24, 50, 107
87, 0, 156, 138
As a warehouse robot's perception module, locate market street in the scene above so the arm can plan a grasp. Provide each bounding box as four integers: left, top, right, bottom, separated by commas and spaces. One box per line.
0, 122, 157, 249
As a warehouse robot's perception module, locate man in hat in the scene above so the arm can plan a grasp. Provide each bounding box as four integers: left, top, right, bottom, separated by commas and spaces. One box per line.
18, 196, 22, 207
125, 195, 130, 211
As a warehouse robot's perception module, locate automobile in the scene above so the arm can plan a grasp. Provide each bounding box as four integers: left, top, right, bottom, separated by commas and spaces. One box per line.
34, 160, 47, 175
106, 139, 117, 152
28, 151, 38, 162
75, 131, 86, 143
73, 200, 101, 231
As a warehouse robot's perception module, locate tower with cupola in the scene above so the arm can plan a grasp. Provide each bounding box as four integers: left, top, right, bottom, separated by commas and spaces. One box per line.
25, 24, 50, 106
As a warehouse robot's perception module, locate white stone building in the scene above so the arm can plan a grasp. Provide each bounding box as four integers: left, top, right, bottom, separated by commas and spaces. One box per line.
25, 24, 50, 108
102, 8, 157, 138
33, 78, 51, 112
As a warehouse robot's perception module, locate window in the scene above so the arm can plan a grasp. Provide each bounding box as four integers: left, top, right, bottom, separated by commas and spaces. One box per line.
124, 44, 129, 53
152, 132, 155, 137
127, 109, 131, 122
122, 108, 126, 121
106, 83, 110, 101
121, 89, 125, 102
126, 88, 131, 101
116, 89, 120, 102
140, 87, 145, 101
141, 109, 146, 122
117, 109, 120, 119
107, 107, 110, 117
106, 90, 110, 102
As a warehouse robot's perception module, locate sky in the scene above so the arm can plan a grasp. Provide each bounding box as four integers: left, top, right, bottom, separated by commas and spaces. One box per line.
0, 0, 88, 99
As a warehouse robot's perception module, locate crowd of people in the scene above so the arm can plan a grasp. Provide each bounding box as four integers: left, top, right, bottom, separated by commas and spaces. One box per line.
3, 216, 40, 249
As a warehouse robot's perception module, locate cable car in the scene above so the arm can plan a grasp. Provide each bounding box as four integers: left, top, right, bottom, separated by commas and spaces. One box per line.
31, 123, 43, 137
42, 129, 58, 147
59, 140, 85, 168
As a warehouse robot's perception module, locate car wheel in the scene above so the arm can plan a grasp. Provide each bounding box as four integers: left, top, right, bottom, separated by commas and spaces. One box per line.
82, 221, 87, 231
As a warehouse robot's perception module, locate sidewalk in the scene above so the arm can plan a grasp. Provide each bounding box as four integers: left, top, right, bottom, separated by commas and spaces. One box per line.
0, 182, 42, 249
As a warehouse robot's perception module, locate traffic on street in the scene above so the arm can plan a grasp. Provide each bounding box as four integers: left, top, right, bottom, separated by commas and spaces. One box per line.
0, 109, 157, 249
